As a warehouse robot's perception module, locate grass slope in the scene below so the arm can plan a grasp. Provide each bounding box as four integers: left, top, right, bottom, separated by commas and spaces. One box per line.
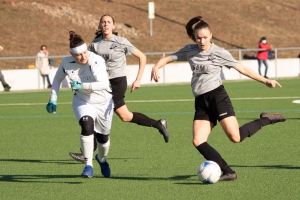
0, 0, 300, 69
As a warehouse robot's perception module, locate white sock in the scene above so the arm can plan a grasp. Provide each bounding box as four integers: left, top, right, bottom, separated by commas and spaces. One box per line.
80, 135, 94, 166
97, 137, 110, 163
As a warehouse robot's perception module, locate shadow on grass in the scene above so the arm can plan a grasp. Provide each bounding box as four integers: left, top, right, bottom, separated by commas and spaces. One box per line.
106, 174, 195, 181
0, 157, 142, 165
0, 174, 83, 184
0, 174, 198, 184
0, 158, 81, 165
1, 159, 298, 184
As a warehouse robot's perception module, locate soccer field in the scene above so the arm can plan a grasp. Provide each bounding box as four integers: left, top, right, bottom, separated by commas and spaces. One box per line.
0, 78, 299, 199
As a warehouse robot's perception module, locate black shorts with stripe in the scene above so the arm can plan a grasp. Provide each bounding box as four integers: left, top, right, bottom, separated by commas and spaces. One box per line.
109, 76, 127, 110
194, 85, 235, 126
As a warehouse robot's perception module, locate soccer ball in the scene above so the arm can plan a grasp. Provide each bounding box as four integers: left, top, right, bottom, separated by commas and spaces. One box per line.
197, 160, 221, 184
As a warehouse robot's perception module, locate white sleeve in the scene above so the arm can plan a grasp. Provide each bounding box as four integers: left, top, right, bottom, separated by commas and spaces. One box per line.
49, 61, 67, 101
89, 58, 110, 91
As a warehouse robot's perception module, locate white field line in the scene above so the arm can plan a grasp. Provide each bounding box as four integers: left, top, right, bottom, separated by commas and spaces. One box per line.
0, 96, 300, 106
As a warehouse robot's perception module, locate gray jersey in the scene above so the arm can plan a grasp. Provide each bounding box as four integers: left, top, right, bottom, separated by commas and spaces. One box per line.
171, 43, 238, 97
89, 35, 136, 79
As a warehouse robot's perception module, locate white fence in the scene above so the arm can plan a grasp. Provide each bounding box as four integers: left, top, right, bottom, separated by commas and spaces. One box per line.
0, 48, 300, 91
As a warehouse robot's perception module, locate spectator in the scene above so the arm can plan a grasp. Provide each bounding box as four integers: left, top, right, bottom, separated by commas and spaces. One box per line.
0, 45, 11, 92
36, 45, 52, 88
257, 37, 272, 78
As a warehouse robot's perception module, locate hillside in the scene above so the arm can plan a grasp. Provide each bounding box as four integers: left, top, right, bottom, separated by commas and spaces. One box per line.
0, 0, 300, 69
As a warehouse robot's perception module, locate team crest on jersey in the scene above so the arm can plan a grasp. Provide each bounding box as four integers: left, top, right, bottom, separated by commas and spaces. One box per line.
65, 69, 79, 82
208, 53, 216, 62
110, 43, 119, 49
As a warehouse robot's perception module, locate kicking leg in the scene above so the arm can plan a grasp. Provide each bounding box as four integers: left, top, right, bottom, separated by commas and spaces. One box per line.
193, 120, 236, 181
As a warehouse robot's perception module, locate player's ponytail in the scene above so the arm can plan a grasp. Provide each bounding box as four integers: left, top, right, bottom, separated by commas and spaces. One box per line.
94, 14, 118, 39
69, 31, 85, 48
186, 16, 211, 42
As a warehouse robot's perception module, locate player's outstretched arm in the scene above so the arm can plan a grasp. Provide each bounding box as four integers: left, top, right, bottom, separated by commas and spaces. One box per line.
151, 56, 173, 82
234, 63, 282, 88
131, 49, 146, 92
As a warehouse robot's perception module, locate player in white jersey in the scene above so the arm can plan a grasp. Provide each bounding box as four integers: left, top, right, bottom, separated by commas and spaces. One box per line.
46, 31, 114, 178
151, 16, 286, 181
69, 14, 169, 163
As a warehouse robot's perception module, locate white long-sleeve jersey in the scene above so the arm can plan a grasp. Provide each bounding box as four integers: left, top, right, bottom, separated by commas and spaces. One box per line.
51, 51, 112, 104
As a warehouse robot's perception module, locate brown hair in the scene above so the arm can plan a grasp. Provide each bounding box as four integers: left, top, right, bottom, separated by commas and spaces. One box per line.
259, 37, 267, 42
69, 31, 85, 48
185, 16, 211, 42
40, 45, 47, 50
94, 14, 118, 39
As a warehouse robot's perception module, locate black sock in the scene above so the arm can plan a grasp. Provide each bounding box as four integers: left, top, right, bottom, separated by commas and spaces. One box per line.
239, 118, 271, 142
130, 112, 159, 129
196, 142, 234, 174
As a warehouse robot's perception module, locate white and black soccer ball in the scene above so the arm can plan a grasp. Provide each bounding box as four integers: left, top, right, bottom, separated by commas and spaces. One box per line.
197, 160, 221, 184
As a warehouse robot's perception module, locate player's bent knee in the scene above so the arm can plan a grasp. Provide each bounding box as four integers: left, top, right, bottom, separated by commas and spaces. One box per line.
79, 115, 94, 136
120, 116, 131, 122
193, 139, 206, 147
95, 133, 109, 144
228, 135, 241, 143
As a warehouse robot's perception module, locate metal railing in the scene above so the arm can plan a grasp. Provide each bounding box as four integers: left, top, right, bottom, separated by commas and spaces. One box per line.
1, 47, 299, 61
1, 47, 300, 90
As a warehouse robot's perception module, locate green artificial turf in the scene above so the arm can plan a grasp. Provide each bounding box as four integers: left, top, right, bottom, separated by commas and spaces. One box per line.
0, 78, 299, 199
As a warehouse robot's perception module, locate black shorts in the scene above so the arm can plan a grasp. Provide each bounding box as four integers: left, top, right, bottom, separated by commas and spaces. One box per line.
109, 76, 127, 110
194, 85, 235, 126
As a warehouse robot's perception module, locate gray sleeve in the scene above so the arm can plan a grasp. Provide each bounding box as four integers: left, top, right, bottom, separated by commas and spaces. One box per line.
88, 43, 96, 53
121, 38, 136, 55
219, 49, 238, 69
170, 45, 189, 61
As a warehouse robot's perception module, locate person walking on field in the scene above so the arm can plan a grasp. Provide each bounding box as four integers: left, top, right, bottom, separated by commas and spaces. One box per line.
151, 16, 286, 181
36, 45, 52, 88
69, 14, 169, 163
257, 37, 272, 78
46, 31, 114, 178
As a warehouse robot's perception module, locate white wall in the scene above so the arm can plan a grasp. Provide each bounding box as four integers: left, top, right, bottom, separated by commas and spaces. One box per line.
1, 58, 299, 91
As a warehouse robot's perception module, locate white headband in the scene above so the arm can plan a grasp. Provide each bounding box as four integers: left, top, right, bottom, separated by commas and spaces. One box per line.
70, 43, 87, 54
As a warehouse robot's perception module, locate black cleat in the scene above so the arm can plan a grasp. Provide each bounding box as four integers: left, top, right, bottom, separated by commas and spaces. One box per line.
69, 152, 85, 164
158, 119, 169, 143
219, 172, 237, 181
260, 112, 286, 124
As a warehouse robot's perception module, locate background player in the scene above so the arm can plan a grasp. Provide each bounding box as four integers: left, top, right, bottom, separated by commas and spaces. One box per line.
69, 14, 169, 163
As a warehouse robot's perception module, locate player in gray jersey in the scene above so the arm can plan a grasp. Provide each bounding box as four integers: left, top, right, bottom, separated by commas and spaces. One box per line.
151, 16, 286, 181
46, 31, 114, 178
69, 14, 169, 163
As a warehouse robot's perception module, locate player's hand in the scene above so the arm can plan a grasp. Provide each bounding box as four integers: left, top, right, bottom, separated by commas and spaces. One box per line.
46, 101, 57, 114
70, 81, 83, 90
265, 79, 282, 88
151, 67, 160, 82
131, 80, 141, 93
